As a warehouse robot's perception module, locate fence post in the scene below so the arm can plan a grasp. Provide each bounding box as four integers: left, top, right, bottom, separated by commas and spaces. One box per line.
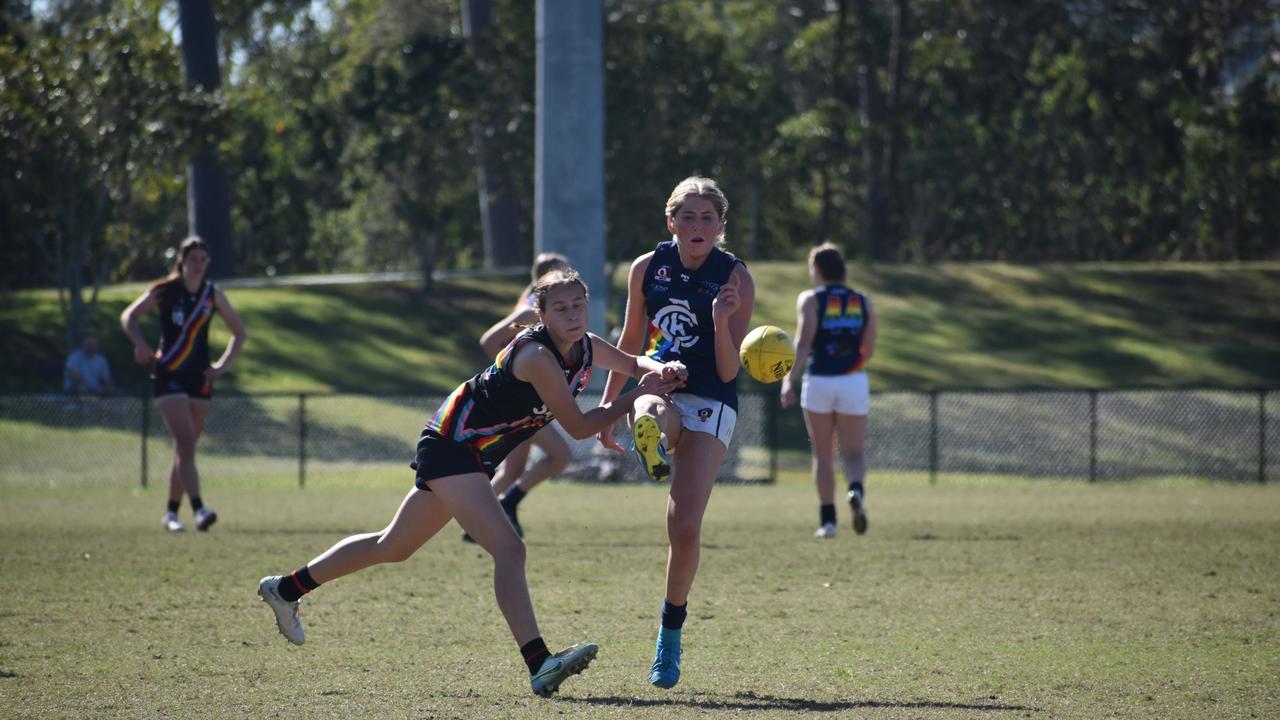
140, 396, 149, 488
1089, 389, 1098, 483
298, 393, 307, 489
1260, 389, 1268, 485
766, 393, 779, 484
928, 390, 939, 485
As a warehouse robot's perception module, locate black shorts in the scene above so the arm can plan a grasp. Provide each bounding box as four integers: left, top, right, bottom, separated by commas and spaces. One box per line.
152, 372, 212, 400
411, 430, 493, 491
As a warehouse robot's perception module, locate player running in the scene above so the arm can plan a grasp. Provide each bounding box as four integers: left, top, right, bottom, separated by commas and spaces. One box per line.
257, 269, 687, 697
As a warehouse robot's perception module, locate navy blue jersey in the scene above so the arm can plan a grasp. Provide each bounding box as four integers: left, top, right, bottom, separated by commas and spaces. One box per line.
641, 240, 744, 410
805, 284, 870, 376
153, 278, 217, 379
424, 325, 592, 472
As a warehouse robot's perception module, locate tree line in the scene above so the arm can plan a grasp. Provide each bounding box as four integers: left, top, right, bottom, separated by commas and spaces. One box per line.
3, 1, 1277, 326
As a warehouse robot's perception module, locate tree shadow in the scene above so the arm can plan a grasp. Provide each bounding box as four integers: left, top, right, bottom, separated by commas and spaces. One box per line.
559, 690, 1036, 713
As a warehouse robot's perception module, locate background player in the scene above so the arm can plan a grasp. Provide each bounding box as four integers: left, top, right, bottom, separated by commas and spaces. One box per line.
120, 236, 247, 533
473, 252, 573, 538
781, 242, 877, 538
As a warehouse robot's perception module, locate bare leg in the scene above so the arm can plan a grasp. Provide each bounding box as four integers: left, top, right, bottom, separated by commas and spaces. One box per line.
511, 424, 571, 494
803, 410, 837, 505
491, 442, 532, 496
305, 488, 454, 583
156, 395, 202, 501
663, 431, 724, 606
833, 413, 868, 489
432, 474, 540, 645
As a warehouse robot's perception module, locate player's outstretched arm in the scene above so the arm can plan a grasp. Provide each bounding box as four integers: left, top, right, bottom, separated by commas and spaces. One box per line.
514, 341, 682, 440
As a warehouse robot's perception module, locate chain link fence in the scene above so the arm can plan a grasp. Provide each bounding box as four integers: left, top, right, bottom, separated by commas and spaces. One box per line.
0, 389, 1274, 489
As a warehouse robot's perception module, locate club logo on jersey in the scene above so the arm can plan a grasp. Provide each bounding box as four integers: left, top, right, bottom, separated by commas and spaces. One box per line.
655, 265, 672, 282
654, 298, 699, 352
171, 307, 185, 326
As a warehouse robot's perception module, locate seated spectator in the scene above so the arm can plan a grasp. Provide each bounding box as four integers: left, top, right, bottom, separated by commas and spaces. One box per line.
65, 334, 115, 397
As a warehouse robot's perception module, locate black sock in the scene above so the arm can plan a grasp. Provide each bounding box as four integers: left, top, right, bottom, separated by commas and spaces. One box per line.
190, 496, 204, 513
521, 637, 550, 675
820, 503, 837, 526
661, 599, 687, 630
278, 566, 320, 603
501, 485, 526, 509
849, 481, 864, 499
167, 500, 180, 514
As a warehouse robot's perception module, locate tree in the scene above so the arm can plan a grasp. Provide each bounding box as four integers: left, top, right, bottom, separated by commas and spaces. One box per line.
178, 0, 236, 277
0, 4, 220, 349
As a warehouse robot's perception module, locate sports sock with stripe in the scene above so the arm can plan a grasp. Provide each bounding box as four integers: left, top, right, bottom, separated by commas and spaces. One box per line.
521, 637, 550, 674
278, 566, 320, 603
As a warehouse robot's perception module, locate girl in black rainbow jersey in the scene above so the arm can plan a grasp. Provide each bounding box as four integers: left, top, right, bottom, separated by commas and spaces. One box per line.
597, 176, 755, 689
257, 269, 687, 698
121, 236, 247, 534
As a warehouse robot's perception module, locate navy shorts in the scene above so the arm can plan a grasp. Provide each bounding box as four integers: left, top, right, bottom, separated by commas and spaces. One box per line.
411, 430, 494, 491
152, 372, 212, 400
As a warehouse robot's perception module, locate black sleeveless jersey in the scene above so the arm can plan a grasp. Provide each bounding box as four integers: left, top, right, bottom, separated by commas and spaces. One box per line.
640, 240, 744, 410
806, 284, 870, 376
426, 325, 593, 468
153, 278, 217, 378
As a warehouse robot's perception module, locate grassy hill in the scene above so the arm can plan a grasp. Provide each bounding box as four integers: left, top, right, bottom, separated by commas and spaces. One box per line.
3, 261, 1278, 394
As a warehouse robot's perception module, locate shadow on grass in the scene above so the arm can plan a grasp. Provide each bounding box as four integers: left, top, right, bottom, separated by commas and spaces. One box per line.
559, 690, 1036, 713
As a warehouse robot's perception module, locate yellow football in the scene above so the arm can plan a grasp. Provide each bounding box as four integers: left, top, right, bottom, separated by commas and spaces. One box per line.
739, 325, 796, 384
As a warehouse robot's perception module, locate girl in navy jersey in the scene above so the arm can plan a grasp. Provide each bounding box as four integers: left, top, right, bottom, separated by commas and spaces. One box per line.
598, 176, 755, 689
475, 252, 573, 538
781, 243, 878, 538
257, 270, 687, 698
120, 237, 247, 533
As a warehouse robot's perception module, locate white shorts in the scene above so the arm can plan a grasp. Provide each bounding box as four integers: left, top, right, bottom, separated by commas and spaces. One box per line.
669, 392, 736, 449
800, 372, 870, 416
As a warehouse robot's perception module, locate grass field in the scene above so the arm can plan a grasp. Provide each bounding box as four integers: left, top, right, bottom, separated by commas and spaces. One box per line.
2, 474, 1277, 719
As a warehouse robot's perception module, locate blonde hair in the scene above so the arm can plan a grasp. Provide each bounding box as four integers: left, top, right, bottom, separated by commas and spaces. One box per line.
665, 176, 729, 244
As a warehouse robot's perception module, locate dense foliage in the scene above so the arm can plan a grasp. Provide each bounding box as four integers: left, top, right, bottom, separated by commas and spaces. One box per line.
4, 1, 1278, 299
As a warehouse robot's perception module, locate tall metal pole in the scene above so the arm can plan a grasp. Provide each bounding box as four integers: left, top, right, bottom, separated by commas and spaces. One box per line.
536, 0, 607, 339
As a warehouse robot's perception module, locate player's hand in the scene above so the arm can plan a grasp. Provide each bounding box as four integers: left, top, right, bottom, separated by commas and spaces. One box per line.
204, 365, 226, 382
133, 345, 155, 365
661, 361, 688, 382
712, 273, 741, 322
780, 376, 797, 408
636, 370, 682, 397
597, 424, 626, 453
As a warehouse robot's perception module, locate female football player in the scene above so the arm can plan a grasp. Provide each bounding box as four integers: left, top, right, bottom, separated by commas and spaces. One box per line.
120, 236, 247, 533
257, 269, 687, 698
597, 176, 755, 689
474, 252, 574, 538
781, 243, 878, 538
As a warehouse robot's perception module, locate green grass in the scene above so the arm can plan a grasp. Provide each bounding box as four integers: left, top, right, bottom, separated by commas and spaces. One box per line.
3, 261, 1278, 394
1, 477, 1277, 719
